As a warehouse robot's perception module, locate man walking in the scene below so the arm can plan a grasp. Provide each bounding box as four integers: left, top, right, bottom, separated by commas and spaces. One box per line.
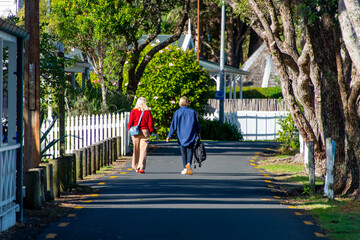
166, 96, 201, 175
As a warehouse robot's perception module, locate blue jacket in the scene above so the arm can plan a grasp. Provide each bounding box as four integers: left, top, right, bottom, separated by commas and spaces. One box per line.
168, 106, 201, 147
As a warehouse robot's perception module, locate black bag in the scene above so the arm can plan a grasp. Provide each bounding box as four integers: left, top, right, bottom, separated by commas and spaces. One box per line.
194, 140, 206, 168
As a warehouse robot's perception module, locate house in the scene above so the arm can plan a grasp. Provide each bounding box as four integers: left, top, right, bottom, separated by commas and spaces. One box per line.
62, 46, 91, 89
241, 43, 279, 88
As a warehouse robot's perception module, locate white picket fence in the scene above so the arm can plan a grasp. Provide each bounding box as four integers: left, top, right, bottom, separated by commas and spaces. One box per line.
204, 111, 290, 140
41, 110, 289, 157
41, 112, 130, 159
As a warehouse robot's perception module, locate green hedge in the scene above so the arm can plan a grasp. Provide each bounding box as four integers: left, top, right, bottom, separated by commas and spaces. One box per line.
199, 118, 243, 141
225, 87, 283, 99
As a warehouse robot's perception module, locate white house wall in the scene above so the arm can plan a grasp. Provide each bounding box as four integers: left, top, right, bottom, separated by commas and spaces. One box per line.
0, 0, 19, 18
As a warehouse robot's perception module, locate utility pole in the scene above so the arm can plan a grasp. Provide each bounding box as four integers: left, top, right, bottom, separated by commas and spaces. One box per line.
24, 0, 41, 170
219, 1, 225, 124
197, 0, 200, 61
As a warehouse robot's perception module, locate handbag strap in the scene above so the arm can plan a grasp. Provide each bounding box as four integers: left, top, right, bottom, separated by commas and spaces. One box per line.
137, 111, 144, 125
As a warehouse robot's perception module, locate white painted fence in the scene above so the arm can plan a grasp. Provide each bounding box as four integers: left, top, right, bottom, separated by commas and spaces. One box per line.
41, 112, 130, 159
204, 111, 289, 140
0, 144, 20, 231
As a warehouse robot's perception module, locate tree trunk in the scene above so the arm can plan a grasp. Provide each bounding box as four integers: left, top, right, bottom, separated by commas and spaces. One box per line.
126, 53, 139, 95
239, 0, 360, 195
126, 0, 191, 95
227, 17, 249, 67
248, 28, 263, 57
226, 17, 236, 67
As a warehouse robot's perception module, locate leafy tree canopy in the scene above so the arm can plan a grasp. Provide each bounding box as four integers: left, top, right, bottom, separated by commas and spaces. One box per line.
49, 0, 191, 108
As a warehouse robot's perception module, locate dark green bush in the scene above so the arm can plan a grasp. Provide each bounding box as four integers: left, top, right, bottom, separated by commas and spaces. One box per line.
199, 119, 243, 141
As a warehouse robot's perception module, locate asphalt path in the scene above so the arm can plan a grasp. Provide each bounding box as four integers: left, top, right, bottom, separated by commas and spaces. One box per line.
36, 141, 328, 240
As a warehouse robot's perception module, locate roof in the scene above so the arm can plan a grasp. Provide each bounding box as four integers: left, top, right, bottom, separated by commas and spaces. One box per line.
0, 19, 28, 39
138, 34, 194, 51
199, 58, 250, 76
241, 43, 279, 87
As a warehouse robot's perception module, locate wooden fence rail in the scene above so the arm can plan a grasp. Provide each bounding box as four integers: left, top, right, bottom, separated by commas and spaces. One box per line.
207, 99, 288, 112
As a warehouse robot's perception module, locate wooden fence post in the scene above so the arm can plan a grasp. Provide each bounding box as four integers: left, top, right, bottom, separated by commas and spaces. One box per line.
82, 148, 87, 178
39, 162, 54, 201
307, 141, 315, 193
95, 144, 100, 171
37, 166, 46, 204
24, 169, 42, 209
108, 139, 112, 164
75, 150, 83, 180
86, 147, 92, 175
104, 140, 109, 166
99, 142, 104, 168
49, 158, 60, 198
324, 138, 335, 199
112, 138, 116, 163
91, 145, 96, 174
116, 136, 121, 159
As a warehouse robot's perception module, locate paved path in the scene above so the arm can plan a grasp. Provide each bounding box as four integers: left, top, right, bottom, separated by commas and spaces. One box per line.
36, 141, 328, 240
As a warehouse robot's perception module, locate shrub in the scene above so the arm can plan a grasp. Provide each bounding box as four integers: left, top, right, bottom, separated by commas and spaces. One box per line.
277, 113, 299, 149
199, 118, 243, 141
135, 45, 216, 138
225, 86, 283, 99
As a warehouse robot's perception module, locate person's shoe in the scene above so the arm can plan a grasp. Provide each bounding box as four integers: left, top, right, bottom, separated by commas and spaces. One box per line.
136, 168, 140, 173
139, 169, 145, 174
181, 168, 187, 175
185, 164, 193, 175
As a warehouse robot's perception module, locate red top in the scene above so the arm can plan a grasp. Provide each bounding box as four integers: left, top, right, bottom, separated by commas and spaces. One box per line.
128, 109, 154, 134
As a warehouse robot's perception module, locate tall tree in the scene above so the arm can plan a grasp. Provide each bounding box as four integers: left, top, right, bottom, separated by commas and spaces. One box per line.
190, 0, 252, 67
50, 0, 128, 110
125, 0, 191, 94
50, 0, 191, 107
228, 0, 360, 196
337, 0, 360, 197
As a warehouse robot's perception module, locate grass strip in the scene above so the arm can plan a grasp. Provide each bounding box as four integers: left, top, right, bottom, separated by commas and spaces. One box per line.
258, 152, 360, 240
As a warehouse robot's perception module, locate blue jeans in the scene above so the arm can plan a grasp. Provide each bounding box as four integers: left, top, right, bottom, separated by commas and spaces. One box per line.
179, 141, 195, 168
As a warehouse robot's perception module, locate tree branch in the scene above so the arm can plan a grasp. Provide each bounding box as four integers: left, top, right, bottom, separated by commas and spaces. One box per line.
131, 0, 191, 93
264, 0, 280, 38
279, 0, 299, 60
339, 0, 360, 71
138, 2, 162, 52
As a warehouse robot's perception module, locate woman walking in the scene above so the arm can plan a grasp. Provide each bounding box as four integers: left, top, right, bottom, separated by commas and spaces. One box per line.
166, 96, 201, 175
128, 97, 154, 173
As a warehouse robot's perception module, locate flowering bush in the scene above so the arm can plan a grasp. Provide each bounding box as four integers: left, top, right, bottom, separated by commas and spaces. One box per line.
135, 44, 215, 138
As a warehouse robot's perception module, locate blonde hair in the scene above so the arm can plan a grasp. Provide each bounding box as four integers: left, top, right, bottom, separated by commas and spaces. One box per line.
179, 96, 189, 107
134, 97, 150, 111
